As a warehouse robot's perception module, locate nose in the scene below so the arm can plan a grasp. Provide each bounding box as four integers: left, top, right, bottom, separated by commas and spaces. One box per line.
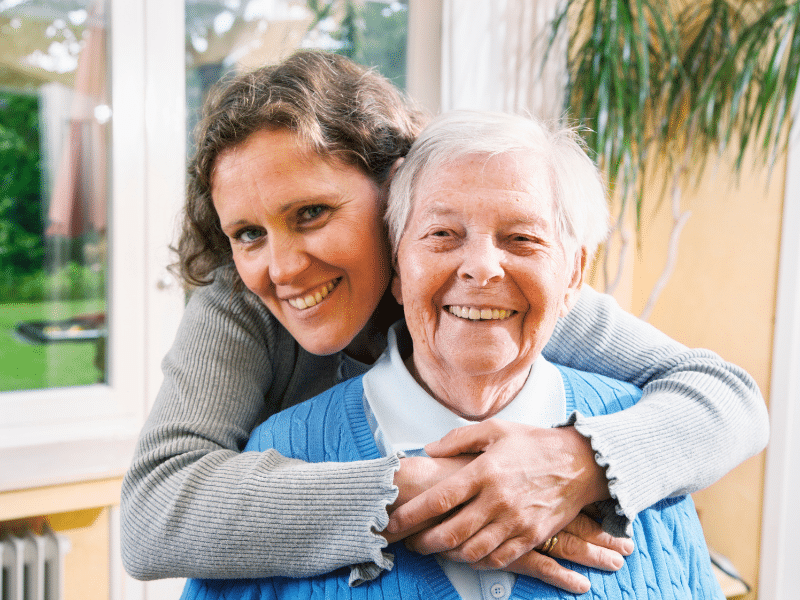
267, 233, 311, 286
457, 236, 504, 286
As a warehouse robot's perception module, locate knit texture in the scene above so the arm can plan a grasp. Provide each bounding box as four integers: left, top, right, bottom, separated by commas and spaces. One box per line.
182, 370, 723, 600
121, 266, 767, 580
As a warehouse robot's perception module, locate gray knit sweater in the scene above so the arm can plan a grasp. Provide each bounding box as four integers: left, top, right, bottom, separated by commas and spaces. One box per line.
120, 266, 768, 581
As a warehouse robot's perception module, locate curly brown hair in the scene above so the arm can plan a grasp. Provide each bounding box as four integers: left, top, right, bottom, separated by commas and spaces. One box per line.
177, 50, 428, 287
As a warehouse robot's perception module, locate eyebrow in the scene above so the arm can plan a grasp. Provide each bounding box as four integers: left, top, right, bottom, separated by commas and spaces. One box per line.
219, 193, 340, 230
219, 218, 251, 231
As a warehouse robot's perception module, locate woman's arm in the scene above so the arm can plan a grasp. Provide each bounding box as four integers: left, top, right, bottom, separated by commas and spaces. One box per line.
544, 285, 768, 535
120, 268, 399, 580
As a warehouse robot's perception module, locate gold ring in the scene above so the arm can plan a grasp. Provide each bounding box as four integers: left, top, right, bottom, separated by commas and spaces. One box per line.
541, 535, 558, 554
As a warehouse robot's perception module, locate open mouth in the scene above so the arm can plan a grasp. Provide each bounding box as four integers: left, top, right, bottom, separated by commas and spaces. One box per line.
287, 278, 341, 310
446, 305, 516, 321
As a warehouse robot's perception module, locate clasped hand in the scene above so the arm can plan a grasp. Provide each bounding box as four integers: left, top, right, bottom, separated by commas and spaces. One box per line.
384, 421, 634, 595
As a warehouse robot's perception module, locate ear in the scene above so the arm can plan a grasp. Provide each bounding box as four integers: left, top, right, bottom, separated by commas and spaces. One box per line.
391, 271, 404, 305
382, 157, 404, 194
560, 247, 587, 317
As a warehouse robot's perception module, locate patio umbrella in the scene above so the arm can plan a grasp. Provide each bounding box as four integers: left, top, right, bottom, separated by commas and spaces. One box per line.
45, 2, 107, 238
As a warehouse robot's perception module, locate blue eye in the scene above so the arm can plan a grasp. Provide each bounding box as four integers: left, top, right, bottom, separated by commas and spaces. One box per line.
299, 205, 327, 221
234, 228, 264, 243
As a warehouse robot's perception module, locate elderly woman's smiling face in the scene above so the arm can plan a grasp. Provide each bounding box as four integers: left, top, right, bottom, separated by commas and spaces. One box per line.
392, 152, 585, 418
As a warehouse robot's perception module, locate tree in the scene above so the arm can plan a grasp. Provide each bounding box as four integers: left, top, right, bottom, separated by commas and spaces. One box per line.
0, 92, 44, 279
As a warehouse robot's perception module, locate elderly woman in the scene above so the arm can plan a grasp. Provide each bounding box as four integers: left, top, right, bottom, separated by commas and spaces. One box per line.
181, 110, 724, 600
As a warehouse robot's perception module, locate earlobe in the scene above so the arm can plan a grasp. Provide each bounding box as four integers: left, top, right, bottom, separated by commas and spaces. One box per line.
560, 247, 587, 317
383, 158, 405, 193
389, 158, 404, 181
391, 273, 403, 305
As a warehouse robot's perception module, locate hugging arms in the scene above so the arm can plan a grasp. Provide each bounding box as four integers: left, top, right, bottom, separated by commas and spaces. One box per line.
120, 51, 768, 592
122, 268, 766, 584
181, 109, 730, 599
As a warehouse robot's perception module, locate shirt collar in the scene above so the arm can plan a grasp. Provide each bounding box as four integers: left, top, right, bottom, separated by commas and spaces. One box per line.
362, 321, 566, 455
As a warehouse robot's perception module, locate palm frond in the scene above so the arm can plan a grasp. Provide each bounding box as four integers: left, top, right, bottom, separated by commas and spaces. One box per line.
547, 0, 800, 230
553, 0, 676, 224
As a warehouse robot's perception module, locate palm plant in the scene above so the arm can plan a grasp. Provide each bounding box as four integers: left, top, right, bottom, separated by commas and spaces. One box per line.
546, 0, 800, 318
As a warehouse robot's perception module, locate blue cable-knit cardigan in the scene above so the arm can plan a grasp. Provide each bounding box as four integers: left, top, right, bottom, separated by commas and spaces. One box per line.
182, 366, 723, 600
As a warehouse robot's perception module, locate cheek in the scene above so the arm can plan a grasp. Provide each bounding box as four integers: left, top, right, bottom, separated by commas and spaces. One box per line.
401, 250, 439, 282
232, 249, 277, 299
403, 266, 443, 309
231, 254, 259, 290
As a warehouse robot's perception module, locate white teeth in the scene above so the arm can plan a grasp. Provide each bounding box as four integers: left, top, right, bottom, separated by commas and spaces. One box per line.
288, 280, 337, 310
448, 306, 514, 321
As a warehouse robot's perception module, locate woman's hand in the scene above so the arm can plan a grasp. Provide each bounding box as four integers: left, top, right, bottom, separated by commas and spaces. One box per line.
386, 421, 610, 565
383, 454, 475, 543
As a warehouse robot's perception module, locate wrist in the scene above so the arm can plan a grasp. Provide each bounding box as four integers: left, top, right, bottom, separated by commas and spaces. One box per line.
390, 454, 474, 512
563, 425, 610, 505
390, 456, 427, 511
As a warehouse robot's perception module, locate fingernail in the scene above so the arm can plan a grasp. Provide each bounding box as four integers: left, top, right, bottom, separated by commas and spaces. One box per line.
622, 540, 634, 555
612, 554, 624, 569
576, 577, 591, 594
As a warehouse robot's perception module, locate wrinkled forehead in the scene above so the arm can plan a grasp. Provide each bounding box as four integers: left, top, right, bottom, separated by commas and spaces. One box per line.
411, 151, 557, 217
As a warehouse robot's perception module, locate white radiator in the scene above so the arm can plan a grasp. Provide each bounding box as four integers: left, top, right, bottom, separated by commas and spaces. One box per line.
0, 526, 71, 600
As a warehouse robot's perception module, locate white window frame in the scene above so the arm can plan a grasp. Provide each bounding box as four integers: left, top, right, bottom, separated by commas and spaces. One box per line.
0, 0, 185, 493
758, 94, 800, 599
407, 0, 442, 114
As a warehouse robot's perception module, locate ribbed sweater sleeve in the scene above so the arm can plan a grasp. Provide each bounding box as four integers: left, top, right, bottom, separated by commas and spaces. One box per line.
543, 285, 769, 536
120, 268, 399, 580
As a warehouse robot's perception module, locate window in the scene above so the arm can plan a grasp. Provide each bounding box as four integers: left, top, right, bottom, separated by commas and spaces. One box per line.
1, 2, 109, 392
185, 0, 410, 148
0, 0, 157, 492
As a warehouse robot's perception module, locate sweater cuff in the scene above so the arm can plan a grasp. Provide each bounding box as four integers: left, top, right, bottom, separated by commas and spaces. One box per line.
563, 411, 634, 538
347, 452, 402, 586
349, 553, 395, 586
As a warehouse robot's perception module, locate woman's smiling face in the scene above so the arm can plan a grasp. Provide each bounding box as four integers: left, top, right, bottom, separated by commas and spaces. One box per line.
212, 128, 392, 356
392, 152, 585, 415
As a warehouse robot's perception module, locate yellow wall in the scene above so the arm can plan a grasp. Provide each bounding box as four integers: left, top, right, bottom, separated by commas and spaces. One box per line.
52, 508, 111, 600
608, 148, 785, 598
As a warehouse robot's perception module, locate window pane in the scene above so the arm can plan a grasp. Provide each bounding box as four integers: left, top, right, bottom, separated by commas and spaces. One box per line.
185, 0, 408, 153
0, 0, 109, 391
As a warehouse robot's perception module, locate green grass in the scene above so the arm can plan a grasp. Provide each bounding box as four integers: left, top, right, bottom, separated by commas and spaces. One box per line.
0, 299, 105, 392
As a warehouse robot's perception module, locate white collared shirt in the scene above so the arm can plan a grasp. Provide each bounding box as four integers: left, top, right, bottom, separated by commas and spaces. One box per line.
362, 324, 567, 600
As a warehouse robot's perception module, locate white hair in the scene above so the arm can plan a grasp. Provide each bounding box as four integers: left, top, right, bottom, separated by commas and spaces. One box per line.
386, 110, 610, 259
